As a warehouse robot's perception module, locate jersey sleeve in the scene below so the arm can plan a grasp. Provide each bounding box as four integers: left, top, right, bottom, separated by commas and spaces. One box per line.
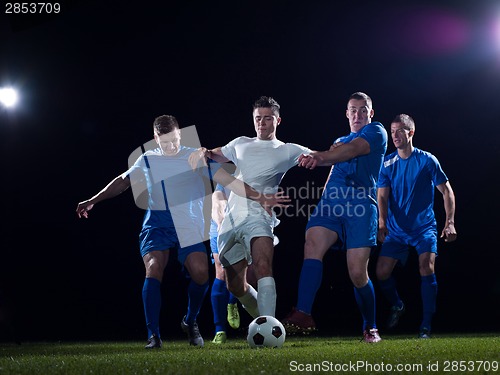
220, 137, 241, 164
428, 154, 448, 186
122, 154, 146, 184
377, 162, 391, 188
287, 143, 312, 166
359, 122, 388, 155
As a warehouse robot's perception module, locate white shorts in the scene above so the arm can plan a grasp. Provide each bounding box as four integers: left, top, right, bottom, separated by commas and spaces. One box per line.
217, 208, 276, 267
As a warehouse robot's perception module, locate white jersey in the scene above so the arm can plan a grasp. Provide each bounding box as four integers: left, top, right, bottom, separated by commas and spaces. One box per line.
217, 136, 311, 265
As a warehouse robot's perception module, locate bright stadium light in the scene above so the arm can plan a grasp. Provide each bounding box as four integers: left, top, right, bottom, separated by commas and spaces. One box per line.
0, 87, 18, 108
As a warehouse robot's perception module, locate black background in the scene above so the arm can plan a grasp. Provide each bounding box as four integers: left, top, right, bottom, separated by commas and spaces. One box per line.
1, 0, 499, 343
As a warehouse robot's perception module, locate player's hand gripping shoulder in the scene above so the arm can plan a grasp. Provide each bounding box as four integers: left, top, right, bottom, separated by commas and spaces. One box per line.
441, 222, 457, 242
255, 191, 291, 216
188, 147, 210, 170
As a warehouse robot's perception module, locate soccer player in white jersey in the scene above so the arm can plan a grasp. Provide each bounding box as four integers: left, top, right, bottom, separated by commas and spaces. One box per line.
76, 115, 288, 349
376, 113, 457, 339
189, 96, 312, 320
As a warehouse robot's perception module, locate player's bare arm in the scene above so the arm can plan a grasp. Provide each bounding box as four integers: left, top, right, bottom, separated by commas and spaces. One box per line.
211, 190, 228, 229
437, 181, 457, 242
188, 146, 229, 170
76, 175, 131, 218
212, 168, 291, 215
377, 186, 391, 243
298, 137, 370, 169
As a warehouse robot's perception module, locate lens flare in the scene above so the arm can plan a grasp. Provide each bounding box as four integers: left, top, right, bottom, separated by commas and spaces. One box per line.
0, 87, 18, 108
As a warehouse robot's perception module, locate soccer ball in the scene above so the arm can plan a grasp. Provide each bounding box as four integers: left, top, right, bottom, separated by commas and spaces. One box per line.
247, 315, 286, 348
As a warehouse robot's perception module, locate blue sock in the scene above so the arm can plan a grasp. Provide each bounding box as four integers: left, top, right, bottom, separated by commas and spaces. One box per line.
142, 277, 162, 338
354, 280, 377, 330
186, 280, 209, 325
296, 259, 323, 314
378, 276, 403, 308
211, 278, 229, 333
228, 292, 238, 305
420, 274, 437, 331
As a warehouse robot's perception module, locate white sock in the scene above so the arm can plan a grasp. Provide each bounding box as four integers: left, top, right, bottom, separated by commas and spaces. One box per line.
257, 276, 276, 317
238, 285, 259, 318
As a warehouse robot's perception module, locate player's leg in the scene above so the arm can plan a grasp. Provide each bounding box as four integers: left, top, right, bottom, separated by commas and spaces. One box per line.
376, 255, 405, 328
142, 250, 169, 349
349, 247, 382, 343
345, 202, 381, 342
348, 246, 381, 341
211, 252, 230, 343
225, 260, 259, 319
282, 226, 337, 334
418, 251, 437, 338
181, 246, 210, 347
251, 236, 276, 317
415, 231, 438, 338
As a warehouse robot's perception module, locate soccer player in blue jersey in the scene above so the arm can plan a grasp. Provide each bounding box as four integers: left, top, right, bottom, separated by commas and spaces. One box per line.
76, 115, 288, 349
375, 113, 457, 339
282, 92, 387, 343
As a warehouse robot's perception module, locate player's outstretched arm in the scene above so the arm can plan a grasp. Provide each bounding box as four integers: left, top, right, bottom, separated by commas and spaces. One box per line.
298, 138, 370, 169
76, 175, 131, 218
212, 168, 290, 215
188, 147, 228, 170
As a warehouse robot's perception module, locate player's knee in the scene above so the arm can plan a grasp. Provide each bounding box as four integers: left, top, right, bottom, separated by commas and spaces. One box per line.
419, 264, 434, 276
226, 281, 244, 297
191, 272, 209, 285
349, 270, 369, 288
303, 239, 324, 259
375, 265, 391, 281
250, 261, 272, 280
145, 261, 162, 277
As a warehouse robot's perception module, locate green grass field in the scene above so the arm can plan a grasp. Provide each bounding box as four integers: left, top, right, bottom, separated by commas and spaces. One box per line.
0, 334, 498, 374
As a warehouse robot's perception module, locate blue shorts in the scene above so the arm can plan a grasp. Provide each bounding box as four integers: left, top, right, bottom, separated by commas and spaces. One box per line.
379, 229, 438, 266
306, 198, 378, 250
210, 236, 219, 254
209, 236, 218, 265
139, 226, 206, 264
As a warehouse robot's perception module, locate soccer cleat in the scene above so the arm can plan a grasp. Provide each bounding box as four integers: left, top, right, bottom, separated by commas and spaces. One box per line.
419, 328, 431, 339
363, 328, 382, 343
281, 307, 317, 335
387, 302, 405, 329
181, 316, 204, 347
212, 331, 227, 344
144, 333, 162, 349
227, 303, 240, 329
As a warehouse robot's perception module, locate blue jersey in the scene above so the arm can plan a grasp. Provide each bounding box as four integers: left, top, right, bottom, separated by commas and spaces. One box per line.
124, 145, 213, 248
377, 147, 448, 235
324, 121, 387, 203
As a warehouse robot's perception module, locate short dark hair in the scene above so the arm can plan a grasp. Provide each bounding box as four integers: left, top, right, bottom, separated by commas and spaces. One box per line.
253, 96, 280, 117
392, 113, 415, 131
348, 92, 372, 109
153, 115, 179, 135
